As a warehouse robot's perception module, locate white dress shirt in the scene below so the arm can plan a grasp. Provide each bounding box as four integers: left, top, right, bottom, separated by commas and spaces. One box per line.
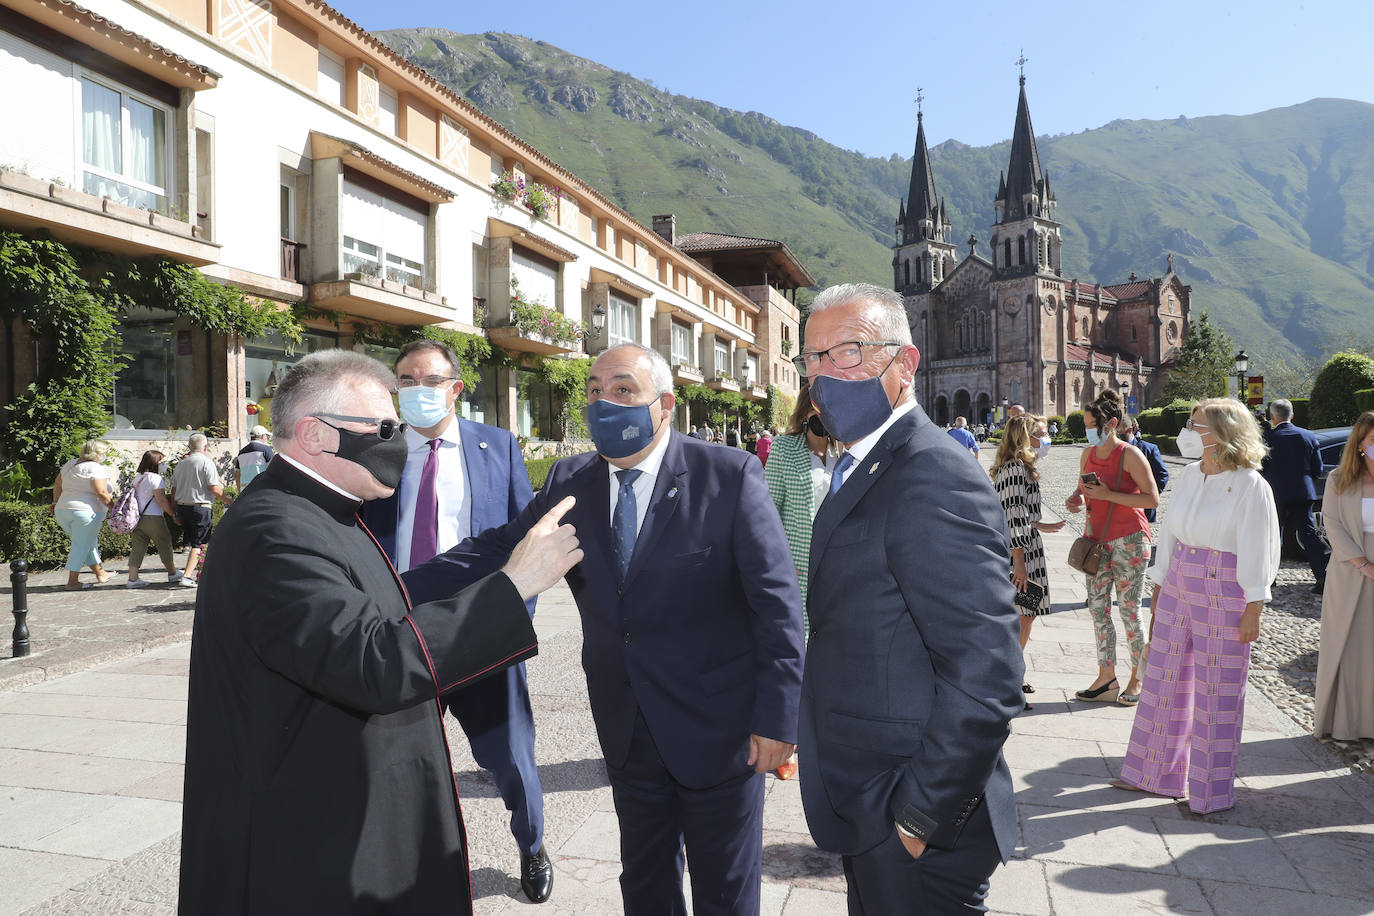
395, 416, 472, 572
832, 399, 918, 491
1147, 462, 1281, 602
607, 425, 673, 538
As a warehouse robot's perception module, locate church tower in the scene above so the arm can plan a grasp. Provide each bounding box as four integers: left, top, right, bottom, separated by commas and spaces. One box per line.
893, 97, 956, 294
989, 72, 1061, 278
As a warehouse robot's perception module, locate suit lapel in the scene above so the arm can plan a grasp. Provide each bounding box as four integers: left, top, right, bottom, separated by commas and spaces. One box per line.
809, 407, 924, 586
624, 433, 687, 589
456, 418, 493, 532
569, 454, 617, 585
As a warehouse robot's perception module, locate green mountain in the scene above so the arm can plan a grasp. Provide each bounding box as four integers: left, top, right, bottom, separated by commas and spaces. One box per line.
378, 28, 1374, 362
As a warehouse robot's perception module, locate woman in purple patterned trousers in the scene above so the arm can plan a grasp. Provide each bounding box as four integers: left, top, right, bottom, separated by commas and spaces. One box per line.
1112, 398, 1280, 814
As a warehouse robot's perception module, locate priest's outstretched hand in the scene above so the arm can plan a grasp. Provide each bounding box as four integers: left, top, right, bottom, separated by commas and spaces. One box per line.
502, 496, 582, 601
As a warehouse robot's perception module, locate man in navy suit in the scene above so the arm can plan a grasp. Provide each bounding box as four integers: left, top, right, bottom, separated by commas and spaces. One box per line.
405, 342, 804, 916
1262, 398, 1329, 593
360, 340, 552, 903
795, 283, 1024, 913
1126, 421, 1170, 524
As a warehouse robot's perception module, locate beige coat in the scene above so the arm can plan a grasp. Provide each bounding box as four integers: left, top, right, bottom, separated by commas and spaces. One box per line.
1313, 474, 1374, 738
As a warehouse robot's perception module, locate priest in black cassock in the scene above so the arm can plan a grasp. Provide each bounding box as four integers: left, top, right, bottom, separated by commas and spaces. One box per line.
178, 350, 583, 915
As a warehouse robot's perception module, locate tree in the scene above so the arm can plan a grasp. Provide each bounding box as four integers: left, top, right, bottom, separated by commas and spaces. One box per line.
1309, 350, 1374, 428
1158, 311, 1234, 404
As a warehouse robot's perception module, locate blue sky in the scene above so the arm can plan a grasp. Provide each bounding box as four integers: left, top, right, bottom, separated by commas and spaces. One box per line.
329, 0, 1374, 159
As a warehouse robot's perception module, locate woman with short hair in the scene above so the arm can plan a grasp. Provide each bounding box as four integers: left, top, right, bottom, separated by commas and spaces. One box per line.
51, 439, 115, 590
1113, 398, 1280, 813
1313, 411, 1374, 748
126, 450, 184, 588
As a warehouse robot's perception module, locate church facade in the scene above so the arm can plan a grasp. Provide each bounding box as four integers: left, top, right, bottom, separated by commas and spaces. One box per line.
894, 77, 1191, 425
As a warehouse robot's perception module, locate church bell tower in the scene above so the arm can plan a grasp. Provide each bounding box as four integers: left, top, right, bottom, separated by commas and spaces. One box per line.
990, 66, 1062, 279
893, 92, 957, 294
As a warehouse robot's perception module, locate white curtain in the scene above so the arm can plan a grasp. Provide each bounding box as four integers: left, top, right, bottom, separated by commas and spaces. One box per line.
127, 97, 164, 191
81, 78, 120, 174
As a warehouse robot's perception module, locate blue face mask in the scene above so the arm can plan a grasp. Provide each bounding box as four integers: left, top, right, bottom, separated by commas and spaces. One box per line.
1084, 427, 1103, 447
808, 367, 902, 445
397, 385, 452, 428
1037, 437, 1052, 459
585, 397, 662, 460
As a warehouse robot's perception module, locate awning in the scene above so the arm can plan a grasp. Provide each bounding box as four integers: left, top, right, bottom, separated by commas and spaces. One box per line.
487, 217, 577, 263
310, 131, 454, 204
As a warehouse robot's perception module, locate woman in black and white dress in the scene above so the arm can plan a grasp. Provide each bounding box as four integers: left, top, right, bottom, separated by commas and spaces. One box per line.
991, 415, 1066, 707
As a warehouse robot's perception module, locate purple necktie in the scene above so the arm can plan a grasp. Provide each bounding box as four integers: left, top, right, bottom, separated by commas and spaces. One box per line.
409, 439, 441, 568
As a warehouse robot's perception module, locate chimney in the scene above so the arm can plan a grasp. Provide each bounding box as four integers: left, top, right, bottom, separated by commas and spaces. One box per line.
652, 214, 676, 245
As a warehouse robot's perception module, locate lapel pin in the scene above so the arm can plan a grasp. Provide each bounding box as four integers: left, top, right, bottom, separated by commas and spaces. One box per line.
668, 487, 678, 498
478, 441, 488, 449
869, 462, 880, 475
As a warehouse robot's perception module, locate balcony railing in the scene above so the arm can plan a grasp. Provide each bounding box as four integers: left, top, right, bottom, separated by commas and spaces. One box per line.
281, 238, 306, 282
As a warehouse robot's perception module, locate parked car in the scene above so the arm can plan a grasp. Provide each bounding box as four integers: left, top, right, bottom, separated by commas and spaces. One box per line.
1308, 426, 1352, 554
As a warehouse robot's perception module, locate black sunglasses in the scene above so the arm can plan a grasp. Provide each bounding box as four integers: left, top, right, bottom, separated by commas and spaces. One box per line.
312, 414, 407, 440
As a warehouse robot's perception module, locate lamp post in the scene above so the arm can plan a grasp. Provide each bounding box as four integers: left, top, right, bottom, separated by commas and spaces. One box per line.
1233, 349, 1250, 403
1118, 378, 1131, 413
590, 303, 606, 339
1001, 397, 1008, 424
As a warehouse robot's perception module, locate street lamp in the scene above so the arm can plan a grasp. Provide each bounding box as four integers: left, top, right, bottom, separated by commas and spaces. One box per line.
1233, 349, 1250, 402
589, 303, 606, 340
1118, 378, 1131, 411
1001, 396, 1008, 423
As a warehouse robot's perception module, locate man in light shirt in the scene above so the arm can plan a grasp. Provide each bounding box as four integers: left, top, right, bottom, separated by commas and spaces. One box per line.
360, 339, 551, 904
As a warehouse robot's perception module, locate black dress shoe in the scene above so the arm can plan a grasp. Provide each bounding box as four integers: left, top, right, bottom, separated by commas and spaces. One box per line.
520, 847, 553, 903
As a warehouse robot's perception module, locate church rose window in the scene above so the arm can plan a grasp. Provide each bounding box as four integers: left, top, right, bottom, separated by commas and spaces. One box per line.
1167, 321, 1178, 342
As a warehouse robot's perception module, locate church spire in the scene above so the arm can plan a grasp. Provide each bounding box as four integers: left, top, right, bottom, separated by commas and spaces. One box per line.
893, 91, 956, 294
989, 60, 1061, 278
998, 71, 1049, 223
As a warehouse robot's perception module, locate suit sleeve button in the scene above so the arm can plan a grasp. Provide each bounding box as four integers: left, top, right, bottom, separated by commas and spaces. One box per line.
624, 632, 632, 644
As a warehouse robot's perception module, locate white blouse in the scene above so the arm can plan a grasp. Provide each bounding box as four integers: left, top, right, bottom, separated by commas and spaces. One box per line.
1363, 498, 1374, 534
1147, 463, 1280, 602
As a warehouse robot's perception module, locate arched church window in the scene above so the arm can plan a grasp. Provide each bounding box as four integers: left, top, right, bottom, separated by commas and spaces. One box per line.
1038, 234, 1045, 265
1018, 237, 1026, 266
1048, 377, 1056, 401
1004, 239, 1012, 267
958, 320, 965, 351
904, 260, 910, 287
1081, 317, 1090, 339
1131, 325, 1137, 342
1072, 378, 1081, 399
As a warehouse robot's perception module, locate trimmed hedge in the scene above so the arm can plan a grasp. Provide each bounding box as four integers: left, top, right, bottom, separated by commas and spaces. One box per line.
1289, 398, 1310, 428
1142, 434, 1180, 456
1066, 411, 1085, 438
525, 456, 560, 491
1355, 388, 1374, 414
0, 499, 230, 569
1310, 352, 1374, 428
1136, 407, 1166, 436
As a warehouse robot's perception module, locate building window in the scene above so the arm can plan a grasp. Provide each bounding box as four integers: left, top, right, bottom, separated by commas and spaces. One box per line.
1017, 236, 1026, 266
1003, 238, 1011, 267
1131, 325, 1137, 342
517, 368, 557, 439
608, 294, 637, 347
458, 364, 500, 426
341, 178, 427, 285
1081, 317, 1090, 339
379, 84, 399, 135
245, 328, 339, 414
715, 341, 729, 374
904, 260, 910, 287
744, 355, 757, 385
317, 48, 345, 107
80, 76, 170, 213
670, 321, 692, 367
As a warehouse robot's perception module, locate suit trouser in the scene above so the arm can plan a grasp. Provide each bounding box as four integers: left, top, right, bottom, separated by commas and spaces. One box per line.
444, 661, 544, 855
1120, 543, 1250, 814
1277, 498, 1329, 581
605, 711, 764, 916
841, 797, 1001, 914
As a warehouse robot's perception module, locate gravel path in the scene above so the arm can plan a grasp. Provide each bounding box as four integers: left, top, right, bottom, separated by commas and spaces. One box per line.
1013, 442, 1370, 773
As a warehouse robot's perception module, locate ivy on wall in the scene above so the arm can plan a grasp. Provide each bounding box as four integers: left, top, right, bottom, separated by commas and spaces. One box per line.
0, 230, 304, 486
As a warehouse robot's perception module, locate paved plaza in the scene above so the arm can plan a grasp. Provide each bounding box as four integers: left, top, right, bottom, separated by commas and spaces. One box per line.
2, 446, 1373, 914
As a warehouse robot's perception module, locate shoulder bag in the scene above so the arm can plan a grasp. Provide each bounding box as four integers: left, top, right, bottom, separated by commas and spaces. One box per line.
1067, 450, 1126, 576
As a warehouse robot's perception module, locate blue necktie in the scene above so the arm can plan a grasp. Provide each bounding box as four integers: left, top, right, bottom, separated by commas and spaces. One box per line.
612, 469, 643, 582
828, 452, 855, 498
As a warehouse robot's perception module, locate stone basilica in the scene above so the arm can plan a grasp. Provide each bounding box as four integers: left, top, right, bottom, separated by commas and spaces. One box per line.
894, 76, 1191, 425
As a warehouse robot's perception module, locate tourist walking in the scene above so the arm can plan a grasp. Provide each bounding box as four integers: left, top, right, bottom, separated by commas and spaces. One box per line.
756, 426, 774, 466
1262, 398, 1331, 593
233, 425, 273, 489
125, 449, 183, 588
51, 439, 115, 590
169, 433, 224, 587
1313, 411, 1374, 747
991, 415, 1066, 709
1125, 421, 1170, 524
1066, 388, 1159, 705
948, 415, 979, 455
1113, 398, 1279, 813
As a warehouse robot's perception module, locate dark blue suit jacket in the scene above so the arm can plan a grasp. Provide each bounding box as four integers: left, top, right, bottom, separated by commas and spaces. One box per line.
1262, 422, 1322, 503
404, 431, 805, 789
799, 404, 1024, 860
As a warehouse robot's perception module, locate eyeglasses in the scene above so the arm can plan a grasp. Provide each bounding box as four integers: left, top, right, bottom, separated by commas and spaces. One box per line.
312, 414, 407, 440
792, 341, 903, 378
1186, 420, 1209, 431
396, 375, 457, 390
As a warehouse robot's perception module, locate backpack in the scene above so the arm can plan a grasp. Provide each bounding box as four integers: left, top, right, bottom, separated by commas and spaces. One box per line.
107, 474, 152, 535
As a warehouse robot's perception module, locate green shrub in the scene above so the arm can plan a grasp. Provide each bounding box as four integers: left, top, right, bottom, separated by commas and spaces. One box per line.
0, 501, 131, 569
1066, 411, 1085, 438
1136, 407, 1166, 436
1353, 388, 1374, 414
1142, 434, 1179, 456
1289, 397, 1310, 428
1047, 415, 1066, 430
1309, 351, 1374, 428
525, 456, 560, 491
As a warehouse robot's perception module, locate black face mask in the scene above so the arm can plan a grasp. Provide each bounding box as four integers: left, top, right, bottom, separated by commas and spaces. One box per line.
316, 417, 409, 490
807, 414, 828, 438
